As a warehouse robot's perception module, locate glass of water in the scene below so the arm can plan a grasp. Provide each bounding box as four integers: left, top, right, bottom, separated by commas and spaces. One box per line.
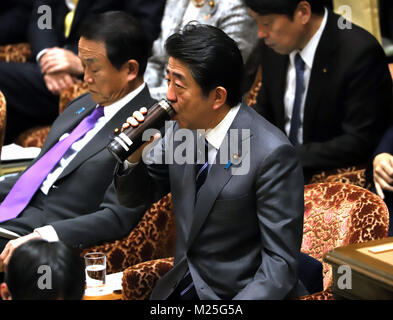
84, 252, 106, 291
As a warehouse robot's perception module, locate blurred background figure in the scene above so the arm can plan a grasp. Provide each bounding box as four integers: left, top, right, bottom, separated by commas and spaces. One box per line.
0, 0, 33, 45
144, 0, 258, 100
0, 239, 85, 300
0, 0, 165, 144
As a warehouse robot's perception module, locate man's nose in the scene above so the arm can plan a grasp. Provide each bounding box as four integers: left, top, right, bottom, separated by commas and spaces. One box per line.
166, 82, 176, 102
258, 24, 268, 39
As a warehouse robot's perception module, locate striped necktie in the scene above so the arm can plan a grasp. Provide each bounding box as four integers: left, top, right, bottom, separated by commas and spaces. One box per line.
0, 106, 104, 223
288, 53, 305, 146
195, 139, 209, 194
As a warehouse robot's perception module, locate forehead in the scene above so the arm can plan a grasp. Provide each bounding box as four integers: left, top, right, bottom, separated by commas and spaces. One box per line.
78, 37, 107, 61
166, 57, 192, 80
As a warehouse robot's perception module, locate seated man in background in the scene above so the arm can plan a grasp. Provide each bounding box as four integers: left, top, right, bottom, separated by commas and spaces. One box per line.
144, 0, 258, 100
0, 239, 84, 300
0, 0, 33, 45
245, 0, 393, 181
116, 23, 309, 299
0, 0, 165, 143
0, 11, 155, 271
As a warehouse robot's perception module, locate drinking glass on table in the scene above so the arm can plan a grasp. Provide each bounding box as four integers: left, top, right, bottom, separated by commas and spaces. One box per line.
84, 252, 106, 291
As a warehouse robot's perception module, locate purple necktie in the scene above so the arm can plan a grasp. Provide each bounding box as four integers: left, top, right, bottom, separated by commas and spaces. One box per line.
0, 106, 104, 223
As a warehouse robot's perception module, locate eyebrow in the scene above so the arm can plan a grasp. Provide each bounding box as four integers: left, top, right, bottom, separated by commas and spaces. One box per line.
166, 68, 186, 82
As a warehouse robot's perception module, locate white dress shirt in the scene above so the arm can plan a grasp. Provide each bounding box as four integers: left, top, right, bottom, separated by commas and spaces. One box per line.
34, 83, 146, 241
283, 8, 328, 144
203, 104, 241, 165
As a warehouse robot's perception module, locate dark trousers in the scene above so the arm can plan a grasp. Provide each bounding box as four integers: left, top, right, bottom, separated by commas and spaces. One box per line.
298, 251, 323, 295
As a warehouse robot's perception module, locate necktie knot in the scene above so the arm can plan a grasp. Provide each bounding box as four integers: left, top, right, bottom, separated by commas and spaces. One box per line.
88, 106, 104, 122
295, 53, 305, 72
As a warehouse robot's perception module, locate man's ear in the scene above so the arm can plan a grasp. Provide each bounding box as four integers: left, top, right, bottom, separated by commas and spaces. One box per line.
211, 86, 228, 111
295, 0, 312, 24
0, 282, 12, 300
125, 59, 139, 82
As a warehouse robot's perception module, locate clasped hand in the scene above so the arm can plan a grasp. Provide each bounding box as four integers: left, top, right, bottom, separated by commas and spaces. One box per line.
373, 152, 393, 199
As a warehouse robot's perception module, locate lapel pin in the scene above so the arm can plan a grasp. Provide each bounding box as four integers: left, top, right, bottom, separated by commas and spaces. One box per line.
224, 161, 233, 170
231, 153, 242, 165
76, 107, 86, 115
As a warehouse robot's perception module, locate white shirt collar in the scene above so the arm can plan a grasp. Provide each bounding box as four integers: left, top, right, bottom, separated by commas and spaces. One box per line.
289, 8, 328, 69
204, 104, 241, 150
99, 82, 146, 122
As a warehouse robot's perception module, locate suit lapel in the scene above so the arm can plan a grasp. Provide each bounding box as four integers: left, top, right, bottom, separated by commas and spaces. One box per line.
186, 105, 253, 247
303, 11, 338, 141
38, 100, 97, 158
58, 86, 152, 180
275, 55, 289, 131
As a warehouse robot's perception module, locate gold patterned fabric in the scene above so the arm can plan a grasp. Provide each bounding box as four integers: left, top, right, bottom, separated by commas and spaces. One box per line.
309, 165, 370, 189
81, 193, 176, 275
302, 182, 389, 291
0, 43, 31, 63
122, 257, 174, 300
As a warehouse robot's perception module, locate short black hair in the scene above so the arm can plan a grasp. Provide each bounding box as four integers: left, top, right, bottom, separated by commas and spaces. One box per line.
165, 23, 244, 107
79, 11, 151, 75
244, 0, 327, 17
5, 240, 85, 300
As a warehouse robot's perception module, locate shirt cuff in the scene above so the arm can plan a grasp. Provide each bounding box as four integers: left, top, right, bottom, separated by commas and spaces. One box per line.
34, 225, 59, 242
121, 160, 139, 173
36, 48, 48, 63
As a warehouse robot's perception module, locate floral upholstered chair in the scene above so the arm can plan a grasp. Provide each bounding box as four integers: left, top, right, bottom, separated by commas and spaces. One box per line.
299, 182, 389, 300
118, 182, 389, 300
309, 165, 371, 190
81, 193, 176, 278
0, 43, 31, 63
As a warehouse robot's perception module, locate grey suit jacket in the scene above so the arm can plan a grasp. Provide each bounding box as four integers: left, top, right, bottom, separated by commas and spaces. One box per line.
116, 103, 307, 299
144, 0, 258, 100
0, 86, 155, 248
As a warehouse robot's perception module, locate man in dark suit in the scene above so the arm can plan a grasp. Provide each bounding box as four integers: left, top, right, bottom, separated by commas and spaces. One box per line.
0, 0, 33, 44
246, 0, 393, 181
0, 0, 165, 144
115, 23, 308, 299
0, 12, 155, 270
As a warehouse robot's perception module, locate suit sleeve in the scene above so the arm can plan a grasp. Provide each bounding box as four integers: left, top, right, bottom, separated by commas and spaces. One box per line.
115, 132, 172, 215
233, 144, 305, 299
49, 181, 146, 248
28, 0, 65, 58
373, 125, 393, 156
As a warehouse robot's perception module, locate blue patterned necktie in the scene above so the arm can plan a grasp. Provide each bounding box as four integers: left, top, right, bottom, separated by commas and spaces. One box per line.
0, 106, 104, 223
288, 53, 305, 146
